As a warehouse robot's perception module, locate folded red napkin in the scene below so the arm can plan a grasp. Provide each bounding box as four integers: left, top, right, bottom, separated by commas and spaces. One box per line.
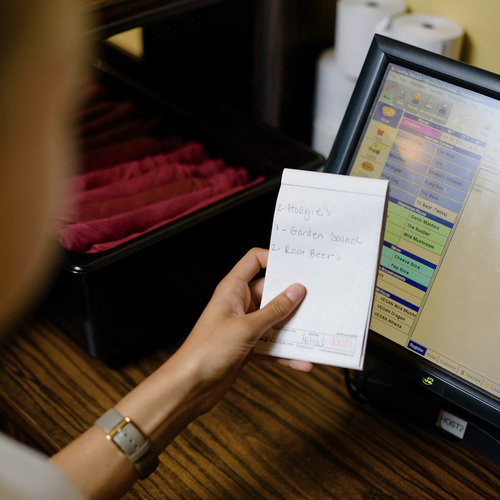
58, 168, 257, 253
78, 115, 162, 152
66, 177, 208, 223
76, 100, 137, 139
73, 99, 118, 126
65, 157, 225, 211
65, 141, 207, 193
85, 176, 266, 253
78, 135, 185, 172
79, 136, 162, 172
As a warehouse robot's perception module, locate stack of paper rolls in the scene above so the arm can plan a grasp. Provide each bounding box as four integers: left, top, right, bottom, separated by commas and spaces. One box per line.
311, 0, 464, 158
312, 48, 357, 159
312, 0, 408, 157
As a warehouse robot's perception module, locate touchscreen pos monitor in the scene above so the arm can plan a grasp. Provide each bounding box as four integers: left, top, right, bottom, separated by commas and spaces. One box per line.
324, 35, 500, 465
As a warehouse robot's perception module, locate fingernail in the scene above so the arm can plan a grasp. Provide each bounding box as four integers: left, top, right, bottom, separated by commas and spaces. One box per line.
285, 283, 305, 302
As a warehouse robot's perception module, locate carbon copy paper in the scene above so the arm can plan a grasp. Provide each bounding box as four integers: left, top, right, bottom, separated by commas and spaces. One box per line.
255, 168, 389, 369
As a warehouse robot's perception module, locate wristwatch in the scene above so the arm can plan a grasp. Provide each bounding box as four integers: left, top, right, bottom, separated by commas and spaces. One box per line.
95, 408, 159, 479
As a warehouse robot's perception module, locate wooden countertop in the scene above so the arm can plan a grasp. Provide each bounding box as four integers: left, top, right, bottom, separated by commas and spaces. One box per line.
0, 315, 499, 499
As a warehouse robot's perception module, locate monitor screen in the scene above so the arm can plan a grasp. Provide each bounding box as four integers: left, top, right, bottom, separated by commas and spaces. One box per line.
324, 35, 500, 459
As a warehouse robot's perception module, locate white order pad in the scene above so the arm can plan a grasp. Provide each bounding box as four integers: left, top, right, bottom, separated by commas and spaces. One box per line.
255, 169, 389, 369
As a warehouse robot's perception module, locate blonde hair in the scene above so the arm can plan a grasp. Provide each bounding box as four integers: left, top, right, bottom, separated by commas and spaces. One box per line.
0, 0, 84, 331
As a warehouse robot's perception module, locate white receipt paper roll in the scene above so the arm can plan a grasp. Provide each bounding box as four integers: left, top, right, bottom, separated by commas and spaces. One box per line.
335, 0, 407, 78
313, 48, 357, 126
381, 14, 464, 59
312, 48, 357, 156
312, 119, 340, 158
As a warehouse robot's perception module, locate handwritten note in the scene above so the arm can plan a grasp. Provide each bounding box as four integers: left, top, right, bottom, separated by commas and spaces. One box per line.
255, 169, 389, 369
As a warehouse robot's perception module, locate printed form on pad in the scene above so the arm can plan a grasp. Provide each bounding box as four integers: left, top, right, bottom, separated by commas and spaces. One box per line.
255, 168, 389, 370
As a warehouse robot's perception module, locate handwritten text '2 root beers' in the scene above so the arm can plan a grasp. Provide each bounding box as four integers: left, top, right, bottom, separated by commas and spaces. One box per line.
271, 223, 364, 261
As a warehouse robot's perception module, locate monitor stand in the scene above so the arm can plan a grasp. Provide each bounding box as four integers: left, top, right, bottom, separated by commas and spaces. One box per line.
343, 356, 500, 467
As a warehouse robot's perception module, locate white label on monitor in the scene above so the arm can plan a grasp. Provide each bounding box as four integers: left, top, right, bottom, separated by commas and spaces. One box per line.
436, 410, 468, 439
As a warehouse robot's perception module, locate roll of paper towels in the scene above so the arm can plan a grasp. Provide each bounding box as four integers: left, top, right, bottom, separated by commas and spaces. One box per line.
335, 0, 407, 79
313, 48, 357, 127
380, 14, 464, 59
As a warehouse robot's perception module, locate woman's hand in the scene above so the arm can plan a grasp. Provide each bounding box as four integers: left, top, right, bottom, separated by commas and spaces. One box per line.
173, 247, 312, 416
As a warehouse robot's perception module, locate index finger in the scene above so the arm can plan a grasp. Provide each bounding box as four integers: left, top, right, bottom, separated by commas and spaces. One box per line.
224, 247, 269, 285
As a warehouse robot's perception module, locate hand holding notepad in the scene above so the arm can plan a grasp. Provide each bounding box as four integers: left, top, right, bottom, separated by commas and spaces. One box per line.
255, 169, 389, 370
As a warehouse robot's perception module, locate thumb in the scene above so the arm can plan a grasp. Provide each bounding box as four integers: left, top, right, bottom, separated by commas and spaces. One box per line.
248, 283, 306, 334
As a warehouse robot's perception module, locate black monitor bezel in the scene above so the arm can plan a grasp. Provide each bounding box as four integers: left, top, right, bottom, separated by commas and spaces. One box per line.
324, 35, 500, 431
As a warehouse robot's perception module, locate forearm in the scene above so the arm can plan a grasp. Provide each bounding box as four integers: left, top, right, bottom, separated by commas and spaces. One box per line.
50, 352, 202, 500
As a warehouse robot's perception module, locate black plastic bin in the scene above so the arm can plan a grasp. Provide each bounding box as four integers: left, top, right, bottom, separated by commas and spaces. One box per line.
42, 62, 324, 361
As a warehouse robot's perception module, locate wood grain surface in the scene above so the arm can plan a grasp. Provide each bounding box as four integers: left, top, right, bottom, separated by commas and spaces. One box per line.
0, 316, 499, 499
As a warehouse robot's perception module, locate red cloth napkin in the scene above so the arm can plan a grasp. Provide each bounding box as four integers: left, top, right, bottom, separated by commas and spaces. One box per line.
76, 101, 137, 139
66, 177, 208, 222
73, 99, 119, 126
79, 136, 162, 172
64, 157, 225, 212
78, 135, 186, 172
64, 141, 207, 193
78, 115, 162, 152
58, 168, 257, 253
85, 176, 266, 253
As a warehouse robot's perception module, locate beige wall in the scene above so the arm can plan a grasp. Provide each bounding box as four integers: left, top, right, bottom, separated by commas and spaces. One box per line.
405, 0, 500, 73
107, 28, 143, 58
